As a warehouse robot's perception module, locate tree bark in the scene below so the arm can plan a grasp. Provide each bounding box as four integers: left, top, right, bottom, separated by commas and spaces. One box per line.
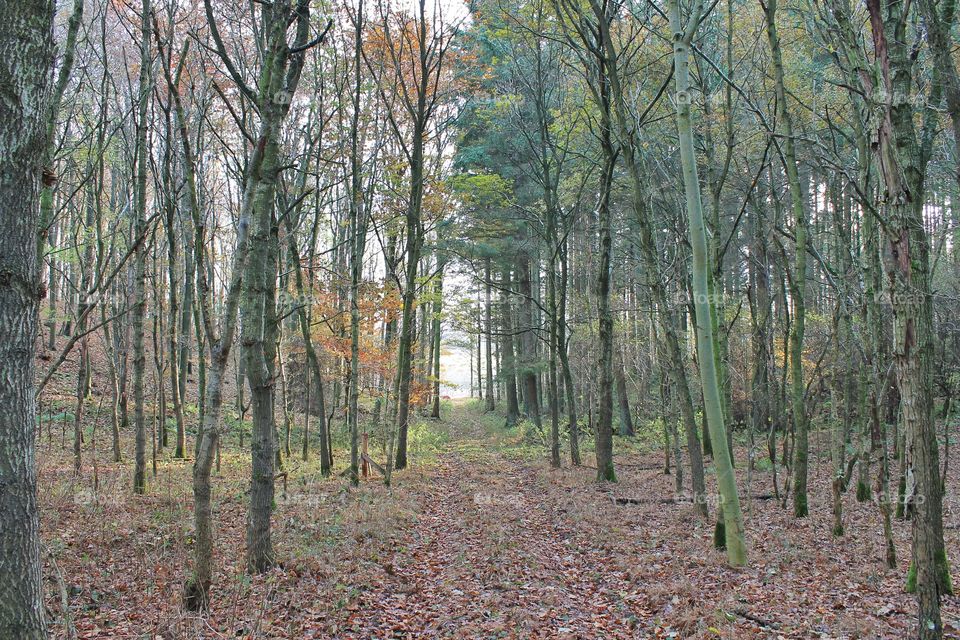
669, 0, 747, 565
517, 251, 543, 433
131, 0, 153, 496
558, 237, 581, 465
431, 261, 445, 419
763, 0, 810, 519
593, 52, 616, 482
501, 271, 521, 427
0, 1, 54, 635
347, 4, 367, 483
615, 346, 634, 437
484, 258, 496, 413
865, 0, 952, 633
241, 135, 280, 573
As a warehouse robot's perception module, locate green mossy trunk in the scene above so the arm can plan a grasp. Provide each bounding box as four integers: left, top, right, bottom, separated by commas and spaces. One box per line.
669, 0, 746, 566
763, 0, 809, 519
865, 0, 952, 634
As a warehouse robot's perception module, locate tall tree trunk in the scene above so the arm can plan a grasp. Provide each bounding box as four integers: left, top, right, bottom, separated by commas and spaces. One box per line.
165, 191, 186, 459
670, 0, 747, 565
393, 135, 424, 472
546, 240, 562, 468
178, 174, 196, 412
581, 2, 708, 509
286, 235, 330, 473
102, 304, 123, 462
45, 221, 58, 351
748, 194, 772, 470
866, 0, 952, 633
484, 257, 496, 412
558, 238, 580, 465
593, 60, 616, 482
73, 184, 96, 475
0, 2, 54, 635
615, 346, 634, 436
518, 251, 543, 432
347, 3, 367, 484
764, 0, 810, 519
863, 166, 896, 565
131, 0, 153, 496
501, 270, 521, 427
242, 137, 281, 575
431, 261, 445, 419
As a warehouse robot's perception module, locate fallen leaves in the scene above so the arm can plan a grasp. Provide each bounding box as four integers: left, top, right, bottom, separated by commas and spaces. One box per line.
35, 402, 960, 639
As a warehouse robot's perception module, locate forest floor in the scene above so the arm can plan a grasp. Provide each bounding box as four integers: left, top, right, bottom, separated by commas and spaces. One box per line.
36, 393, 960, 639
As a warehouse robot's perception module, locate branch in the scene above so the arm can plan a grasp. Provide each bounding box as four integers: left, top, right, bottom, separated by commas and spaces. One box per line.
201, 0, 259, 106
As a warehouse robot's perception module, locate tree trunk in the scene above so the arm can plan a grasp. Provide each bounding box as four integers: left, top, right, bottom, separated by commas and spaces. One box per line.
593, 63, 616, 482
518, 252, 543, 432
393, 121, 426, 472
431, 261, 445, 419
501, 271, 521, 427
615, 346, 634, 437
242, 134, 281, 574
484, 257, 496, 413
347, 7, 367, 483
131, 0, 153, 496
186, 0, 317, 607
284, 228, 331, 474
763, 0, 809, 519
866, 0, 952, 634
546, 239, 562, 468
558, 238, 581, 465
0, 2, 54, 635
669, 0, 747, 565
165, 188, 186, 459
587, 4, 708, 510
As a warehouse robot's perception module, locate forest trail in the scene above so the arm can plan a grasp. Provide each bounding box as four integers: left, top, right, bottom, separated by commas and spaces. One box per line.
12, 0, 960, 636
349, 403, 650, 638
37, 394, 960, 639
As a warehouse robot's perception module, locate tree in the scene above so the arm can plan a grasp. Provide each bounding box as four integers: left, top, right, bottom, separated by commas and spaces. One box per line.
864, 0, 952, 634
668, 0, 747, 566
762, 0, 811, 519
549, 0, 619, 482
131, 0, 153, 496
347, 0, 370, 484
184, 0, 327, 608
0, 1, 55, 636
364, 0, 455, 473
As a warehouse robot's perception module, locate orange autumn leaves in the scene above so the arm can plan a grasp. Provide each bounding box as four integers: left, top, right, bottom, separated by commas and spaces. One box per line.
288, 274, 434, 405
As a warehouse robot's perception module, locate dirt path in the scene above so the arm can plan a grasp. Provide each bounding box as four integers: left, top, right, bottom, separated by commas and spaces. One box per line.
351, 410, 650, 639
42, 394, 960, 639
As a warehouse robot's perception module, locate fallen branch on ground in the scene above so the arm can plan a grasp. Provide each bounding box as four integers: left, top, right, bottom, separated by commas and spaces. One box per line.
733, 608, 779, 630
607, 494, 775, 505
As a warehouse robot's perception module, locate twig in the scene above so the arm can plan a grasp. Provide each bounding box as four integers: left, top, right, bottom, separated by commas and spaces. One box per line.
44, 544, 77, 640
733, 608, 779, 630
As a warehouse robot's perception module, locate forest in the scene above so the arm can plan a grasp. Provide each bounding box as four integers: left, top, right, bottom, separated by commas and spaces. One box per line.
1, 0, 959, 636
